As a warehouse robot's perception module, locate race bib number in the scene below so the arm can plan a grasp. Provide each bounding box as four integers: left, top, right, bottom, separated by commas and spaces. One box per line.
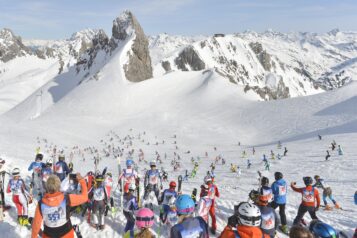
180, 226, 203, 238
261, 213, 275, 229
41, 199, 67, 228
94, 188, 105, 201
302, 190, 314, 202
149, 174, 158, 185
55, 164, 63, 173
278, 185, 287, 196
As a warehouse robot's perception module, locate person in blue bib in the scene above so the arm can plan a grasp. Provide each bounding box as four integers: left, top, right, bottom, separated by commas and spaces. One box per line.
271, 172, 288, 234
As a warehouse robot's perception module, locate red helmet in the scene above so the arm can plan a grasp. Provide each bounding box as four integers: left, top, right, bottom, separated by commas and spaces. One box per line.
169, 181, 176, 188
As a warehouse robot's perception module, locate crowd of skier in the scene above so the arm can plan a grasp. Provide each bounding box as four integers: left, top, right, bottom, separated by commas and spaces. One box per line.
0, 130, 356, 238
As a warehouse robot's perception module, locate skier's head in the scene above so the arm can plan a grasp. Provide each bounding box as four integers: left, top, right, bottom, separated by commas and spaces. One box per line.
169, 181, 176, 190
126, 159, 134, 168
175, 194, 195, 216
135, 208, 154, 229
46, 174, 61, 193
35, 153, 44, 161
274, 172, 283, 180
128, 183, 136, 193
261, 176, 269, 186
12, 168, 21, 178
95, 174, 104, 186
204, 175, 212, 184
58, 155, 65, 161
314, 175, 320, 181
46, 159, 53, 167
303, 176, 313, 186
106, 172, 112, 178
235, 202, 261, 227
309, 220, 339, 238
290, 226, 314, 238
149, 160, 156, 169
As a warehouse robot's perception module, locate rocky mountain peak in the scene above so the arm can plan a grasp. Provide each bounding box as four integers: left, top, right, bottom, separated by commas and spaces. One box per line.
0, 28, 32, 62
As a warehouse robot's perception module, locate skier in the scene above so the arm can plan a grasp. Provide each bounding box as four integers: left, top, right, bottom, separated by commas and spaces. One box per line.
291, 176, 320, 225
183, 170, 189, 181
0, 158, 10, 210
144, 160, 162, 201
247, 159, 252, 169
104, 172, 114, 215
162, 169, 168, 182
325, 150, 330, 161
197, 185, 213, 224
28, 153, 46, 198
200, 175, 220, 234
219, 202, 269, 238
283, 147, 288, 156
31, 173, 88, 238
313, 175, 340, 210
6, 168, 31, 226
123, 183, 139, 234
55, 155, 72, 181
318, 134, 322, 140
264, 160, 270, 171
337, 145, 343, 155
88, 174, 108, 230
256, 191, 279, 238
230, 163, 237, 172
159, 181, 178, 223
170, 194, 209, 238
41, 159, 53, 189
259, 177, 273, 203
124, 207, 155, 238
118, 159, 138, 193
277, 154, 282, 160
271, 172, 288, 234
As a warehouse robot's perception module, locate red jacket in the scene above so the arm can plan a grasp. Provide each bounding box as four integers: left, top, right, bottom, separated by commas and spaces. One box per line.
219, 225, 270, 238
200, 183, 220, 201
291, 184, 320, 207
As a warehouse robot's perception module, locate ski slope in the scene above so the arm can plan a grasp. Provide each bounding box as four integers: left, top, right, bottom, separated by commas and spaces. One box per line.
1, 17, 357, 236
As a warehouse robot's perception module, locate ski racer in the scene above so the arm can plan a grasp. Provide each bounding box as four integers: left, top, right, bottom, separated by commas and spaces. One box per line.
0, 157, 10, 210
41, 159, 54, 188
219, 202, 269, 238
6, 168, 31, 226
271, 172, 288, 234
170, 194, 209, 238
124, 207, 155, 238
197, 185, 213, 224
55, 155, 72, 181
259, 177, 273, 204
313, 175, 340, 210
28, 153, 46, 198
123, 183, 139, 234
118, 159, 138, 193
144, 160, 162, 201
256, 191, 279, 238
291, 176, 320, 225
88, 174, 108, 230
159, 181, 178, 223
31, 173, 88, 238
200, 175, 220, 234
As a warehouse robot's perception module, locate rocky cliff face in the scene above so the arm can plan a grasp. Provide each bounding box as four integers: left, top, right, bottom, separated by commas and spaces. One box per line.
111, 11, 152, 82
0, 28, 32, 62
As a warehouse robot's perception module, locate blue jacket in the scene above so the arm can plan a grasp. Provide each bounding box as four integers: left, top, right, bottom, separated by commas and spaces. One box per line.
170, 216, 209, 238
271, 179, 287, 204
354, 192, 357, 205
28, 161, 45, 173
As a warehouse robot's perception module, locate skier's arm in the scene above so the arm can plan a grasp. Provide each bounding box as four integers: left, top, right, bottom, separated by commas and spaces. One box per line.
31, 204, 43, 238
215, 185, 220, 198
28, 162, 34, 171
63, 163, 72, 174
290, 183, 303, 193
6, 181, 11, 193
68, 177, 88, 207
314, 189, 320, 208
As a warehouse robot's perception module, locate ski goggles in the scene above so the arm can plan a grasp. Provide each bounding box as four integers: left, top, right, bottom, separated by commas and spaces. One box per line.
136, 216, 154, 222
238, 214, 261, 225
177, 207, 195, 214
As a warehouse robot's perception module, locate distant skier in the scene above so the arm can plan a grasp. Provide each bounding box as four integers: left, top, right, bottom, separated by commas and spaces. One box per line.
283, 147, 288, 156
264, 160, 270, 171
291, 176, 320, 225
247, 159, 252, 169
318, 134, 322, 140
337, 145, 343, 155
159, 181, 178, 223
55, 155, 72, 181
28, 153, 45, 198
313, 175, 340, 210
325, 150, 331, 161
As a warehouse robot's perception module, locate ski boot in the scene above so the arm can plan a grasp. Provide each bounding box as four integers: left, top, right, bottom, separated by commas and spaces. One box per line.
324, 204, 333, 210
17, 216, 23, 225
22, 216, 30, 226
334, 203, 341, 209
279, 225, 289, 234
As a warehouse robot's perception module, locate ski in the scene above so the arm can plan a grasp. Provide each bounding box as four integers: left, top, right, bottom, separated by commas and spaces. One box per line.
191, 188, 197, 204
136, 178, 141, 207
178, 175, 183, 193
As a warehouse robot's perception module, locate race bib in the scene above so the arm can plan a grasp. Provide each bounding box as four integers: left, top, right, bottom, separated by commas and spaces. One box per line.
261, 212, 275, 230
180, 226, 203, 238
55, 164, 63, 173
278, 185, 287, 196
149, 174, 158, 185
93, 188, 105, 201
302, 190, 314, 202
41, 199, 67, 228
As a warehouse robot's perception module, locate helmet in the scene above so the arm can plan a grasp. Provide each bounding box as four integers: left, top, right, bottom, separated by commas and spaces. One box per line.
309, 220, 339, 238
169, 181, 176, 188
274, 172, 283, 180
126, 159, 134, 167
149, 160, 156, 167
175, 194, 195, 215
36, 153, 44, 161
303, 176, 313, 186
236, 202, 261, 226
135, 208, 154, 229
261, 177, 269, 186
12, 168, 20, 176
46, 159, 53, 165
58, 155, 65, 161
128, 183, 136, 191
95, 174, 104, 182
204, 175, 212, 184
314, 175, 320, 180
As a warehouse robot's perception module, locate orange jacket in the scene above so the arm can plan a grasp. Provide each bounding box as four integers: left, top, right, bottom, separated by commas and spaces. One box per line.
291, 184, 320, 207
219, 225, 270, 238
31, 178, 88, 238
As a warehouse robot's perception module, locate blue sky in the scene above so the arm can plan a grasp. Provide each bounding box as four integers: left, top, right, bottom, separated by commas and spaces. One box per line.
1, 0, 357, 39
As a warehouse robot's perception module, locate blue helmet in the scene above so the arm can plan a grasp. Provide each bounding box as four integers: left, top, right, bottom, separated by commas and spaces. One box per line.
126, 159, 134, 167
310, 220, 339, 238
175, 194, 195, 215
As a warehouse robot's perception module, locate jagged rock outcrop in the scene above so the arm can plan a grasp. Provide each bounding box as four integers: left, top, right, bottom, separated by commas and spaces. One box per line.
0, 28, 32, 62
244, 78, 290, 100
249, 42, 272, 71
112, 11, 153, 82
174, 46, 205, 71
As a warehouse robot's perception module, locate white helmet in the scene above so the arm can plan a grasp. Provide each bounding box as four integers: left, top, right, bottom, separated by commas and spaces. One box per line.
204, 175, 212, 184
149, 160, 156, 167
12, 168, 21, 176
168, 196, 176, 207
236, 202, 261, 226
128, 183, 136, 191
46, 159, 53, 164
